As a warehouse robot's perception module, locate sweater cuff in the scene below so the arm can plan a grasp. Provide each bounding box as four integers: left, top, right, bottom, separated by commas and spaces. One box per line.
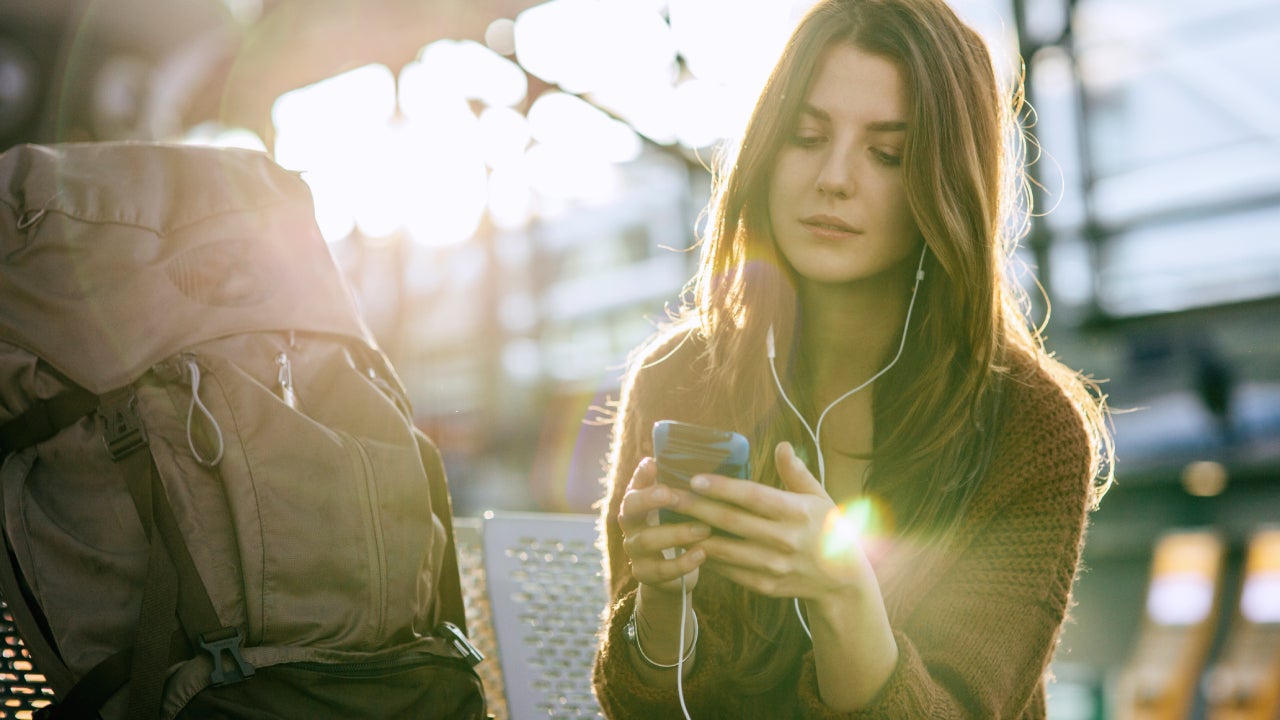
592, 590, 717, 717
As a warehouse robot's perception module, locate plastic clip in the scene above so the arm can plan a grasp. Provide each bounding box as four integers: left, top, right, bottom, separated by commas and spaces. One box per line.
435, 621, 485, 667
200, 627, 256, 686
98, 389, 148, 461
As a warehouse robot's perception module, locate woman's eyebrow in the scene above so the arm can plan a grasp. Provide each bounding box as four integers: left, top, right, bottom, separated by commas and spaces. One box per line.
866, 121, 908, 132
799, 103, 831, 123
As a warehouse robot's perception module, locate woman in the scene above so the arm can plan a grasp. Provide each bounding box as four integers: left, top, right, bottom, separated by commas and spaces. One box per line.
592, 0, 1112, 717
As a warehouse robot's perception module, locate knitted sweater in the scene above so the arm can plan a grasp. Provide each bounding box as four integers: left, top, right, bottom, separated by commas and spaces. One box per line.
592, 329, 1094, 719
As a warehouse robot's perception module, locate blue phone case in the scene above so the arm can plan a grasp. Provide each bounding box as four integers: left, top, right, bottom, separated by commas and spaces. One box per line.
652, 420, 750, 533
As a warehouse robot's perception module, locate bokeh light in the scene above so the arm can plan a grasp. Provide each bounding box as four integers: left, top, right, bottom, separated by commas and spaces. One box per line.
526, 92, 641, 164
402, 39, 527, 111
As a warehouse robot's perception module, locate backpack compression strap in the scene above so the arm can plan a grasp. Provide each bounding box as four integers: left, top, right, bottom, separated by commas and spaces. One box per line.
0, 386, 97, 457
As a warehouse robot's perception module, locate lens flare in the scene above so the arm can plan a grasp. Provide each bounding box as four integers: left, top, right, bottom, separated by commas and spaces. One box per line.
821, 497, 893, 565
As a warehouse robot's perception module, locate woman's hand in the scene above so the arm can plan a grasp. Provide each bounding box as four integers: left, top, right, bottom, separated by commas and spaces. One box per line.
673, 442, 877, 604
618, 457, 711, 596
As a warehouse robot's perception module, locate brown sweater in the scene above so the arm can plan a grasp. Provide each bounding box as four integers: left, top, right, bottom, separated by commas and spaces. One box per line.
592, 328, 1094, 719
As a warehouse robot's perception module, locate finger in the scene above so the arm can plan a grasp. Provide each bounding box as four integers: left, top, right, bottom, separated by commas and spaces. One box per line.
618, 483, 676, 533
632, 546, 706, 586
685, 474, 796, 521
775, 442, 825, 496
619, 459, 672, 530
701, 535, 793, 578
623, 521, 712, 560
630, 456, 658, 490
704, 559, 791, 599
669, 490, 795, 547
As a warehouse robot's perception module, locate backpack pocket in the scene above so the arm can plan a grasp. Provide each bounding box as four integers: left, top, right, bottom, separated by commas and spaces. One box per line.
141, 333, 445, 651
174, 648, 486, 720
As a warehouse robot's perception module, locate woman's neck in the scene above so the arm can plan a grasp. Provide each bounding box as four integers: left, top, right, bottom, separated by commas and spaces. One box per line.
796, 265, 914, 404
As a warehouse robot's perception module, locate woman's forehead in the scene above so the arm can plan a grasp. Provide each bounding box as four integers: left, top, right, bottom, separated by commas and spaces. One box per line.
804, 44, 908, 124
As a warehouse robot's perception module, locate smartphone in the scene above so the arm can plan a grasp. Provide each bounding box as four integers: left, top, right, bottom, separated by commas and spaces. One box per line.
652, 420, 750, 533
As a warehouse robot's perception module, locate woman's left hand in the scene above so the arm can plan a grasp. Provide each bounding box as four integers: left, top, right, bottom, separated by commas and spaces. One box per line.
672, 441, 876, 602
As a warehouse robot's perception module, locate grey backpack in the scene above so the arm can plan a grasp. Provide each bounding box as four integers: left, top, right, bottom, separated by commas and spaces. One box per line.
0, 142, 485, 719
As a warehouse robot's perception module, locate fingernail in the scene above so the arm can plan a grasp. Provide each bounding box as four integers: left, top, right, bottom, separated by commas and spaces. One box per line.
652, 487, 670, 503
689, 548, 706, 562
690, 475, 709, 490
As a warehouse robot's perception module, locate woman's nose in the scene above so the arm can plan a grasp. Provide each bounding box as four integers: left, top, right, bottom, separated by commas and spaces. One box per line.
815, 151, 854, 199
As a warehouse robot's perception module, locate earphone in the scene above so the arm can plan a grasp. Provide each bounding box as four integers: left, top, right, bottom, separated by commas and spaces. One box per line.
667, 244, 928, 719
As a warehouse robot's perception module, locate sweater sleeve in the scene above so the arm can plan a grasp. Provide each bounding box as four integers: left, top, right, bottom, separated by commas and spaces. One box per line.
797, 375, 1095, 719
593, 327, 717, 718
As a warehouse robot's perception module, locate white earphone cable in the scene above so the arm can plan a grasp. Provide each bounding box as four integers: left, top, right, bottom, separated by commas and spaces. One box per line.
678, 577, 692, 720
768, 245, 927, 639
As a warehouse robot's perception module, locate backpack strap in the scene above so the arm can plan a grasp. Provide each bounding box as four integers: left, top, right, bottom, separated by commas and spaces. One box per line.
0, 385, 98, 457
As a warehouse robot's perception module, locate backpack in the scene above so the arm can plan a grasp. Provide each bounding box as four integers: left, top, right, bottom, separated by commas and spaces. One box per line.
0, 142, 487, 719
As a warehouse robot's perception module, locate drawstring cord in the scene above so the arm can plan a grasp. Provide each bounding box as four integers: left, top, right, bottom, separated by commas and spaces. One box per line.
184, 358, 224, 467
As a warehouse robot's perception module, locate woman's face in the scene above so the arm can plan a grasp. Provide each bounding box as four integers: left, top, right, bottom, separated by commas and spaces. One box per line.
768, 44, 920, 287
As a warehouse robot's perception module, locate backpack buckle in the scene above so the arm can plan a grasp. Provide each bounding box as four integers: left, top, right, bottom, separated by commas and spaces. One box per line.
435, 621, 484, 668
199, 627, 256, 686
98, 389, 148, 461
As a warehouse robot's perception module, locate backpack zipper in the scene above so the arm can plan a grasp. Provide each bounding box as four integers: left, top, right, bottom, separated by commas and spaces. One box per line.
275, 352, 297, 409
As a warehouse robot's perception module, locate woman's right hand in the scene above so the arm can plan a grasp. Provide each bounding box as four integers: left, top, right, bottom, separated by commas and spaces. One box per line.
618, 457, 710, 597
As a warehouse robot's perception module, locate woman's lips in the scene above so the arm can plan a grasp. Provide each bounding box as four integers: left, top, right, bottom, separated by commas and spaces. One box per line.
801, 215, 862, 240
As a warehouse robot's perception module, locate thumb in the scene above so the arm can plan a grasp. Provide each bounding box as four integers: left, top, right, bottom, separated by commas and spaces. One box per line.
775, 442, 824, 496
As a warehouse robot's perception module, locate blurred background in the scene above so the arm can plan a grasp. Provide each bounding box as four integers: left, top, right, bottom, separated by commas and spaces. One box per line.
1, 0, 1277, 717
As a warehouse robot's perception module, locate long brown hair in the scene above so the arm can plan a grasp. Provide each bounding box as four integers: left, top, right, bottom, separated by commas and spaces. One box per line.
666, 0, 1113, 691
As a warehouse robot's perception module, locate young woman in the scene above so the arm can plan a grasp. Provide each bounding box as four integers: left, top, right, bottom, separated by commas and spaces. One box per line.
591, 0, 1113, 717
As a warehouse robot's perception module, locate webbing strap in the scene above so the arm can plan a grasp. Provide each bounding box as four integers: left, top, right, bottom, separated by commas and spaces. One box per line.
122, 450, 225, 648
39, 648, 129, 720
119, 450, 181, 720
0, 387, 97, 456
36, 628, 187, 720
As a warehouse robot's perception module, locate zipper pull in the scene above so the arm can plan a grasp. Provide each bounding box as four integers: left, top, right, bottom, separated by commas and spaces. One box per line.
276, 352, 297, 409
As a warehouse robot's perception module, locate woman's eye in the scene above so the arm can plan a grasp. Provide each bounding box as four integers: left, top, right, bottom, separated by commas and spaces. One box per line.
872, 148, 902, 167
790, 133, 825, 148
